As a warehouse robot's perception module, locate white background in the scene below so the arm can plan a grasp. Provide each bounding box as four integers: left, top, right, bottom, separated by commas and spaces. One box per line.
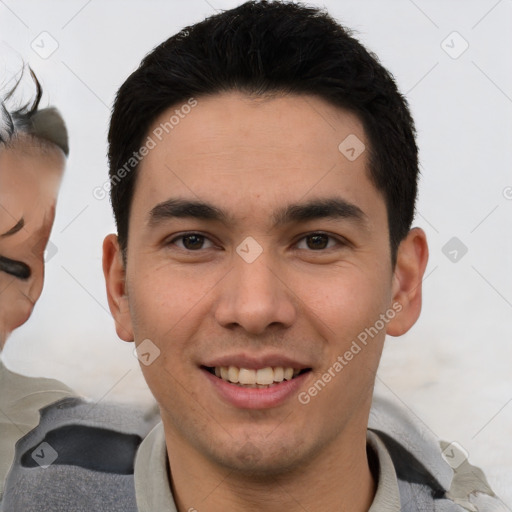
1, 0, 511, 504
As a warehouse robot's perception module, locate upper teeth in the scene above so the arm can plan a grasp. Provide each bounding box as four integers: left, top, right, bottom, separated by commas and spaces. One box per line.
214, 366, 300, 385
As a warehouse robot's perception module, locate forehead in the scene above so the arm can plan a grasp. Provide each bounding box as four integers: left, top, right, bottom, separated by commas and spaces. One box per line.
147, 91, 365, 166
0, 140, 65, 232
132, 91, 383, 225
0, 137, 65, 183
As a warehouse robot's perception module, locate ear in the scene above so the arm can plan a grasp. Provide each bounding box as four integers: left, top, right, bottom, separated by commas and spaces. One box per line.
386, 227, 429, 337
102, 234, 134, 342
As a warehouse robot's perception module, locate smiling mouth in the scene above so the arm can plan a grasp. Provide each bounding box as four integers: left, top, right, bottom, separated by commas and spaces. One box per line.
203, 366, 312, 388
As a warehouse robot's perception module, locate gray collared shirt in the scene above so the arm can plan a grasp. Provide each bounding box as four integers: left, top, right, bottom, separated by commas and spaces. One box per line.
134, 395, 505, 512
134, 423, 402, 511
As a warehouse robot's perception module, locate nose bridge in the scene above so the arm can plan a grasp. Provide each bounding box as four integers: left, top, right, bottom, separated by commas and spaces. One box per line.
214, 243, 296, 334
237, 252, 277, 299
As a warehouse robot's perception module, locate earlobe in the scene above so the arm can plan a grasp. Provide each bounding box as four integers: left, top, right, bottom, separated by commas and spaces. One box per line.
102, 234, 134, 342
387, 227, 429, 337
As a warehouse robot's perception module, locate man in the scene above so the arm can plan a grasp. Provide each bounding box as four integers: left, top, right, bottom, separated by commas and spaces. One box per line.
0, 70, 157, 511
101, 1, 504, 511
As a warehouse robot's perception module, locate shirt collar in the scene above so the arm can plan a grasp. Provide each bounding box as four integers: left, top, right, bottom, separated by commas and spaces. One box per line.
368, 395, 452, 492
367, 430, 401, 511
134, 422, 177, 512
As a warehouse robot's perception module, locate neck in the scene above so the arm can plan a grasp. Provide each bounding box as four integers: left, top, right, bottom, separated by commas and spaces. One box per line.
164, 422, 376, 512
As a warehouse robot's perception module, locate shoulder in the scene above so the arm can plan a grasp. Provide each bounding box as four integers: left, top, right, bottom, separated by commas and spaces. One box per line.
0, 360, 75, 503
1, 396, 159, 512
368, 395, 506, 511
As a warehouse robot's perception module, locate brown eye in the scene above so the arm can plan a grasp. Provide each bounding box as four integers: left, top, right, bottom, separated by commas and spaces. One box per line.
305, 234, 329, 250
181, 234, 205, 250
296, 233, 339, 251
169, 233, 214, 251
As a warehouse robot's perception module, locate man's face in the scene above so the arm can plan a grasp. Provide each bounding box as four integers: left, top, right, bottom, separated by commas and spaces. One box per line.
106, 92, 414, 474
0, 137, 65, 348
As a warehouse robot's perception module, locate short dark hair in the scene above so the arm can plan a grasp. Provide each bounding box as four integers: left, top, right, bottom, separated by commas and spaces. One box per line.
1, 67, 69, 156
108, 0, 418, 266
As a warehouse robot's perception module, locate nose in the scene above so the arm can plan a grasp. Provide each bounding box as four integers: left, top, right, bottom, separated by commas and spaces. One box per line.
214, 249, 297, 335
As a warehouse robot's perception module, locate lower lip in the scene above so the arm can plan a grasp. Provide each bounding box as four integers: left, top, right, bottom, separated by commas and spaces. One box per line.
202, 368, 310, 410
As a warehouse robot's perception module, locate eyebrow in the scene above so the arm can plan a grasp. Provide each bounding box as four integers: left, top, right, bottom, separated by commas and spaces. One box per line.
0, 217, 25, 238
148, 197, 367, 229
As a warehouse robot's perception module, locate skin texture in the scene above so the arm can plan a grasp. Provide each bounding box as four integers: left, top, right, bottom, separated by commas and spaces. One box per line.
104, 91, 428, 511
0, 136, 65, 348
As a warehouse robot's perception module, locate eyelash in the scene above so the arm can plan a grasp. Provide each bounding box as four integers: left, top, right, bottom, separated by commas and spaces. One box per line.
166, 231, 346, 252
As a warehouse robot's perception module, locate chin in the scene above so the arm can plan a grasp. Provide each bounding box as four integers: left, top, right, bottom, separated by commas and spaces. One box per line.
226, 451, 309, 480
206, 432, 311, 478
4, 302, 34, 334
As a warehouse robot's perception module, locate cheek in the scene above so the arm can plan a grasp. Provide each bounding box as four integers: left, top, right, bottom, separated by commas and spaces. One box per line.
28, 262, 45, 299
295, 270, 389, 415
293, 265, 391, 339
0, 284, 34, 332
127, 264, 217, 342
